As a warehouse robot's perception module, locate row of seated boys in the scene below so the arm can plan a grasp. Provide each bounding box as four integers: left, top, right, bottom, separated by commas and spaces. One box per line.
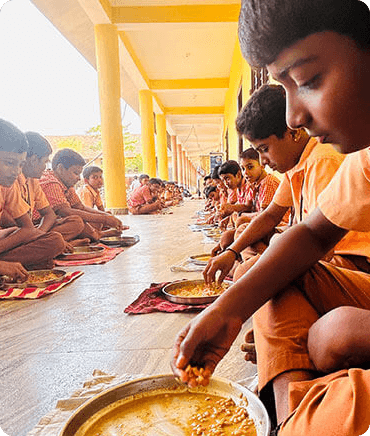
202, 148, 289, 255
127, 173, 185, 215
0, 119, 127, 282
201, 84, 370, 427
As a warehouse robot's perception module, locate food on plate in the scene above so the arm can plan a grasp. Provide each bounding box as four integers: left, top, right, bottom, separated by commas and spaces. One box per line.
168, 282, 228, 298
1, 269, 64, 285
77, 390, 256, 436
26, 271, 61, 284
193, 255, 211, 262
184, 365, 211, 387
189, 396, 256, 436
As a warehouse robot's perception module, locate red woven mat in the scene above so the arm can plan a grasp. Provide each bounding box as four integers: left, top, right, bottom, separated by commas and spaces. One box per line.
0, 271, 83, 300
55, 244, 124, 266
124, 282, 210, 314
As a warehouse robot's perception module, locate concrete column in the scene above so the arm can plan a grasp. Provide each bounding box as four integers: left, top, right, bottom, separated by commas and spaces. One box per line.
177, 144, 183, 186
94, 24, 127, 213
186, 157, 190, 189
156, 114, 168, 180
182, 150, 187, 188
139, 90, 156, 177
171, 136, 178, 182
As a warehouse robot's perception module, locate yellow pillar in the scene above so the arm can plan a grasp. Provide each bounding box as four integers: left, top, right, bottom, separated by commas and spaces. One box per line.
156, 114, 168, 180
171, 136, 178, 182
182, 150, 187, 188
139, 90, 156, 177
188, 160, 192, 190
94, 24, 127, 213
186, 157, 190, 189
178, 144, 183, 185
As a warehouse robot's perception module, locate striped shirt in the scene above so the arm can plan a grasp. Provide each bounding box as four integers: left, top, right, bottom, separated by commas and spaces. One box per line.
36, 170, 81, 220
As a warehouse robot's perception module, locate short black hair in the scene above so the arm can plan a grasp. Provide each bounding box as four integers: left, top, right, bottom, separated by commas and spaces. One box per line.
52, 148, 86, 171
219, 160, 241, 177
0, 119, 28, 154
25, 132, 52, 158
149, 177, 162, 185
82, 165, 102, 179
240, 148, 260, 161
211, 165, 221, 180
236, 85, 287, 140
204, 185, 217, 199
239, 0, 370, 67
139, 174, 149, 180
204, 175, 211, 182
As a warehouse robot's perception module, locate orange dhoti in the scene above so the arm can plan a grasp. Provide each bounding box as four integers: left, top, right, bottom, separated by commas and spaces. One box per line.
252, 256, 370, 434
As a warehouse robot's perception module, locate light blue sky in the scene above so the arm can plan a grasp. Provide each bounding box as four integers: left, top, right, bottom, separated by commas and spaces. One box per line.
0, 0, 141, 136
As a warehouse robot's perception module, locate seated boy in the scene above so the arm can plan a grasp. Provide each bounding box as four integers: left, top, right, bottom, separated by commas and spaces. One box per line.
12, 132, 85, 245
128, 178, 162, 215
0, 119, 66, 270
38, 148, 125, 241
78, 166, 105, 211
237, 147, 287, 225
216, 154, 282, 252
172, 1, 370, 435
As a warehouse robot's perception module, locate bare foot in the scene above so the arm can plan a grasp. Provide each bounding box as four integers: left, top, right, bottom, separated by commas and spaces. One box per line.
241, 328, 257, 364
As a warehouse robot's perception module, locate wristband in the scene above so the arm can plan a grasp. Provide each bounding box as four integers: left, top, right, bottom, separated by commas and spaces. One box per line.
225, 248, 242, 262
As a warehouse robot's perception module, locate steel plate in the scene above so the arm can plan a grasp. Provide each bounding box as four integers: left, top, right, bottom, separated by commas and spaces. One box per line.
57, 245, 105, 261
100, 235, 140, 247
59, 375, 270, 436
162, 279, 230, 305
188, 253, 212, 266
1, 269, 66, 289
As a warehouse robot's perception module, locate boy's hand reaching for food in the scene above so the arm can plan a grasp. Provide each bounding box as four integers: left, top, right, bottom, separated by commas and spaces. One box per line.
171, 305, 243, 387
203, 250, 236, 284
0, 261, 28, 283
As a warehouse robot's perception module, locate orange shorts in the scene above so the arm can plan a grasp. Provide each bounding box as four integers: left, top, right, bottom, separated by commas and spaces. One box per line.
280, 368, 370, 436
253, 255, 370, 391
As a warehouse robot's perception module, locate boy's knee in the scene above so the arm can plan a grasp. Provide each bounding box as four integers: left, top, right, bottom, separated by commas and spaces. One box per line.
308, 307, 359, 373
48, 232, 66, 256
68, 215, 85, 233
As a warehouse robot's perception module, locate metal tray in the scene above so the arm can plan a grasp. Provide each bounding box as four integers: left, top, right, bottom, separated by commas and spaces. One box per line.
162, 279, 230, 305
1, 269, 66, 289
57, 245, 105, 261
59, 374, 270, 436
100, 235, 140, 247
188, 253, 212, 266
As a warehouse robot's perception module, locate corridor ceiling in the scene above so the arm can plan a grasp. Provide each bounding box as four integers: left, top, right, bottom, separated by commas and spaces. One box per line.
31, 0, 241, 166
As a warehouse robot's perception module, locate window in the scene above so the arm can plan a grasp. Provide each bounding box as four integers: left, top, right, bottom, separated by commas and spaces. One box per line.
250, 67, 269, 94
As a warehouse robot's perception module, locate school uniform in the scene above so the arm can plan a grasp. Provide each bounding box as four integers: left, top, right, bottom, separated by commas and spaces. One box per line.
77, 183, 104, 210
16, 173, 83, 242
254, 147, 370, 435
0, 184, 65, 268
38, 170, 82, 215
127, 185, 154, 213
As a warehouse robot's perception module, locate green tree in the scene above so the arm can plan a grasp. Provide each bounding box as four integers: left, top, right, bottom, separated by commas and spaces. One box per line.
86, 125, 142, 173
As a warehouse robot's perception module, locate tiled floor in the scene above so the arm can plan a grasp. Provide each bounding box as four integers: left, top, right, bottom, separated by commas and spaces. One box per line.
0, 199, 256, 436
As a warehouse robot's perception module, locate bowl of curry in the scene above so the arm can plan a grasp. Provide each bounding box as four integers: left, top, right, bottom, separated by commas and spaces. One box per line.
59, 374, 270, 436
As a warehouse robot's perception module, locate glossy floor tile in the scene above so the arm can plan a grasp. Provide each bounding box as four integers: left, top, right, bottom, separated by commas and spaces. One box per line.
0, 200, 256, 436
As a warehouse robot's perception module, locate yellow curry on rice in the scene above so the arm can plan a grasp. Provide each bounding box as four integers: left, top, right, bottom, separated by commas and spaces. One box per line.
77, 391, 257, 436
168, 282, 228, 298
